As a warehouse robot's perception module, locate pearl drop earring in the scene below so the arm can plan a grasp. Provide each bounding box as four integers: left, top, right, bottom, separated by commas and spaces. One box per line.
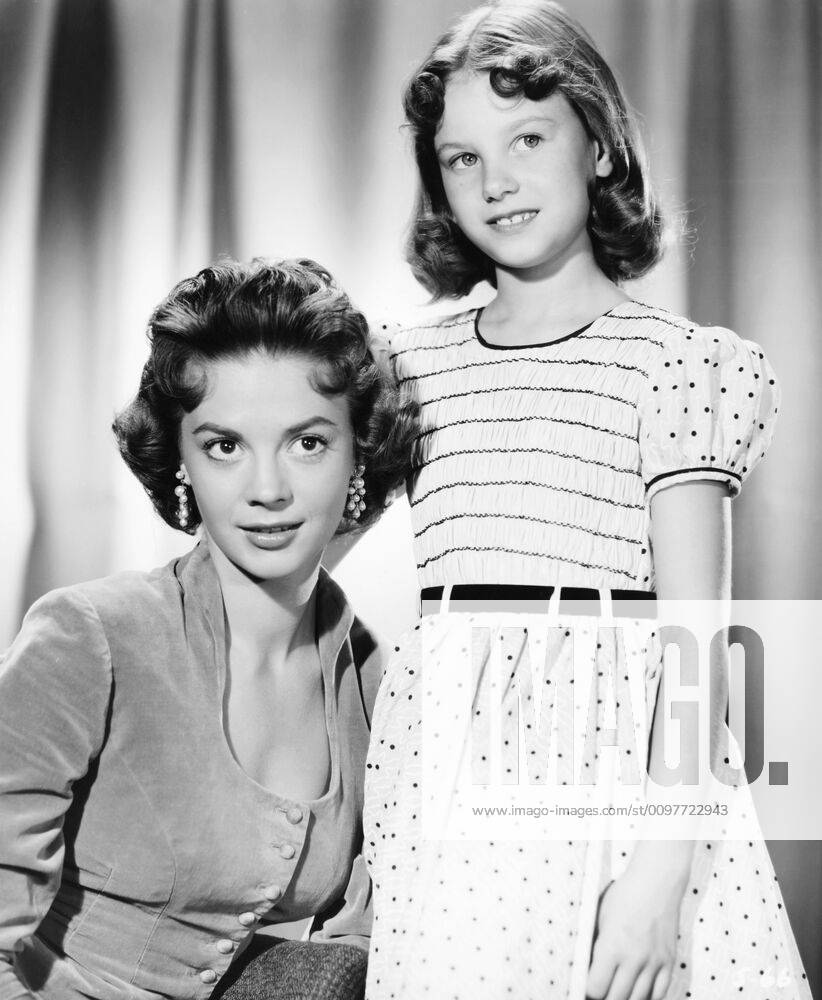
174, 465, 191, 528
346, 464, 366, 520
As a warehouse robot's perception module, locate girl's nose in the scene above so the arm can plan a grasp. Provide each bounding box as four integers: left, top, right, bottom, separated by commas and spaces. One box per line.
482, 162, 519, 202
246, 456, 292, 507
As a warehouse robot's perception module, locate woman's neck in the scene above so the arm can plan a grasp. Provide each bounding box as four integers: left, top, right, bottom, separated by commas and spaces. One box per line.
206, 537, 319, 668
485, 247, 628, 340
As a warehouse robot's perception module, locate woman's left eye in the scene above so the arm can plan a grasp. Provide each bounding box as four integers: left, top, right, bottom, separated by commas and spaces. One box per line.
294, 435, 328, 455
515, 133, 542, 151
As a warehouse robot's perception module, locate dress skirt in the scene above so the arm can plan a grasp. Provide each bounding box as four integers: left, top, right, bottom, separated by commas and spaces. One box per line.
363, 611, 811, 1000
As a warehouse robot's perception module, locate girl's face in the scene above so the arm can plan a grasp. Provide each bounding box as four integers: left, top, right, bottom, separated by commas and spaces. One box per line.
178, 351, 355, 590
435, 71, 613, 279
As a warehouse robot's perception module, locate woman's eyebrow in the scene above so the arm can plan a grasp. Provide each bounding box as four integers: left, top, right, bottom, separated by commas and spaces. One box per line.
191, 421, 239, 436
191, 417, 339, 436
287, 416, 339, 435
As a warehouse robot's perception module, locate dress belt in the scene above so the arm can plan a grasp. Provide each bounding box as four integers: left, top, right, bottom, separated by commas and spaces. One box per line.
419, 584, 657, 619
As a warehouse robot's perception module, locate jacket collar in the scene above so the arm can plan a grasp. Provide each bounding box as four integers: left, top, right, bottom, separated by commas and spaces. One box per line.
173, 540, 355, 674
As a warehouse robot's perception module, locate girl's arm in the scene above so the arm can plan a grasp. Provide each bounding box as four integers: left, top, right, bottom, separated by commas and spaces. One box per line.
587, 480, 731, 1000
0, 590, 112, 1000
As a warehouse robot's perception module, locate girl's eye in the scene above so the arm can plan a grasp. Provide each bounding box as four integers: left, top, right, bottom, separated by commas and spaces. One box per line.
450, 152, 478, 170
515, 133, 542, 151
203, 438, 241, 462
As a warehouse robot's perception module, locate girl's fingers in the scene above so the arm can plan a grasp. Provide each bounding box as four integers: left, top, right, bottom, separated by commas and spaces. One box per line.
651, 965, 672, 1000
604, 963, 646, 1000
626, 966, 658, 1000
586, 944, 617, 1000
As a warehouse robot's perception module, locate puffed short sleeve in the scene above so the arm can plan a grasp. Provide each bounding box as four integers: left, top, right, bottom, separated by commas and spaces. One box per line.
638, 326, 780, 502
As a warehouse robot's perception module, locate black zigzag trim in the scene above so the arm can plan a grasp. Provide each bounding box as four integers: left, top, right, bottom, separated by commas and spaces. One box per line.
420, 384, 637, 409
398, 355, 648, 384
409, 478, 645, 511
414, 414, 635, 443
414, 510, 644, 546
578, 332, 665, 349
608, 312, 690, 332
410, 446, 641, 478
392, 337, 474, 359
416, 544, 635, 578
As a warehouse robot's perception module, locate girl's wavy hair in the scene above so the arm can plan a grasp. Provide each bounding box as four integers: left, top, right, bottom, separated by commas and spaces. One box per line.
113, 258, 417, 534
404, 0, 664, 298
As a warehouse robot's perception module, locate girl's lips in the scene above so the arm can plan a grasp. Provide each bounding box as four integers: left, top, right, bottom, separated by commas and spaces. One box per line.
487, 210, 539, 230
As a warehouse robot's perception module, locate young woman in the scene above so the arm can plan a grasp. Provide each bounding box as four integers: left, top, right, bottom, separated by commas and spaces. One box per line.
0, 258, 416, 999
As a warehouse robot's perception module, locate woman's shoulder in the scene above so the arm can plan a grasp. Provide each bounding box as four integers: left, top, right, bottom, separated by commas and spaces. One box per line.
22, 556, 187, 647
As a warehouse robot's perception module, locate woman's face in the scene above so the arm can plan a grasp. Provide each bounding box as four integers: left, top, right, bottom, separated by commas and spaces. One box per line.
178, 351, 355, 590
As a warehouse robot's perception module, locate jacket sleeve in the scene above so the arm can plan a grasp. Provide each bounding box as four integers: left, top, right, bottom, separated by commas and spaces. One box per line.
307, 853, 373, 951
0, 589, 112, 1000
308, 617, 385, 952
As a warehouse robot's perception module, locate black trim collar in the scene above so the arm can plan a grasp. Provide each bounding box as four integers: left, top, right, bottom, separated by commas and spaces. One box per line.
473, 304, 624, 350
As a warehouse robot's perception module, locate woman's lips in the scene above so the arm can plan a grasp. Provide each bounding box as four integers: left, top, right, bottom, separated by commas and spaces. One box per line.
241, 523, 302, 549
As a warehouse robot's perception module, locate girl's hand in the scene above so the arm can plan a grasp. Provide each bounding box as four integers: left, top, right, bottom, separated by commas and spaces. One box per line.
586, 850, 689, 1000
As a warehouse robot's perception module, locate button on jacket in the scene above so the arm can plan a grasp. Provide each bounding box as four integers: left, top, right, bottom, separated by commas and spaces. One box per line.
0, 542, 382, 1000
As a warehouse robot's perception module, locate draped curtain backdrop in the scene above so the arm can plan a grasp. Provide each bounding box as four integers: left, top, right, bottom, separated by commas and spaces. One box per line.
1, 0, 820, 990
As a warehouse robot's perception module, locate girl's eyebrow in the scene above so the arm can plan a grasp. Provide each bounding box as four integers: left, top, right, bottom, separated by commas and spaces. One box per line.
435, 140, 468, 155
507, 114, 558, 130
436, 114, 558, 155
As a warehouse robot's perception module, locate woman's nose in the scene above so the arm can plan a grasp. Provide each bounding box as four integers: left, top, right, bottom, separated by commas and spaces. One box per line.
482, 161, 519, 202
246, 456, 292, 507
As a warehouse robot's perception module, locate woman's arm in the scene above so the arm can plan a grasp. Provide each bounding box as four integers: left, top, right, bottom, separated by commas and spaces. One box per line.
0, 590, 112, 1000
586, 480, 731, 1000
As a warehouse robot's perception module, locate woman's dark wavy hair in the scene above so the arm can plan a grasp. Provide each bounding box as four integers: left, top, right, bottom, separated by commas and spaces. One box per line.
113, 258, 417, 534
404, 0, 664, 298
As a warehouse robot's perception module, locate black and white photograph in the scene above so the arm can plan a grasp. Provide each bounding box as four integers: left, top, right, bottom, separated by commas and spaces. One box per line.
1, 1, 820, 998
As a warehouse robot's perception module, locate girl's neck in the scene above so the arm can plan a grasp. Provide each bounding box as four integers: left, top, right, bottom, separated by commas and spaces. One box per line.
484, 249, 628, 340
206, 537, 319, 666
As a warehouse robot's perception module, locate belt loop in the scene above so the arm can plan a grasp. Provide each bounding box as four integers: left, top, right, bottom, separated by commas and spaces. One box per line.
547, 585, 560, 618
441, 584, 453, 614
599, 588, 613, 623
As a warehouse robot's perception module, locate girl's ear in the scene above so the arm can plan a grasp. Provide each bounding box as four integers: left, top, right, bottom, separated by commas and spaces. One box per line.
594, 139, 614, 179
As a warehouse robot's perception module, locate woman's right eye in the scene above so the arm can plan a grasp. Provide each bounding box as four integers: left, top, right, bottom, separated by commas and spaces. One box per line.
203, 438, 241, 462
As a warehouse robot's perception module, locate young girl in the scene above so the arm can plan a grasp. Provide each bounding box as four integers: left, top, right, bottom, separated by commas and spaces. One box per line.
362, 3, 812, 999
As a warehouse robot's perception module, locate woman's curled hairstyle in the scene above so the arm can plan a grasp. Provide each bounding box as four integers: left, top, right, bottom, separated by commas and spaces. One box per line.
113, 257, 417, 533
404, 0, 664, 298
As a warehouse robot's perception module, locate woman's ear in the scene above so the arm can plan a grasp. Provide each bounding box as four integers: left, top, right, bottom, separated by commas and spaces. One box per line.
594, 139, 614, 179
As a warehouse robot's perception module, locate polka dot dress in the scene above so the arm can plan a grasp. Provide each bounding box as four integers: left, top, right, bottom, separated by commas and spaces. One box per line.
363, 303, 810, 999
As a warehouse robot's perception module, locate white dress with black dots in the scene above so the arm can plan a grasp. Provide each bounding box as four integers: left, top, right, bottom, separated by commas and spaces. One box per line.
363, 302, 811, 1000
